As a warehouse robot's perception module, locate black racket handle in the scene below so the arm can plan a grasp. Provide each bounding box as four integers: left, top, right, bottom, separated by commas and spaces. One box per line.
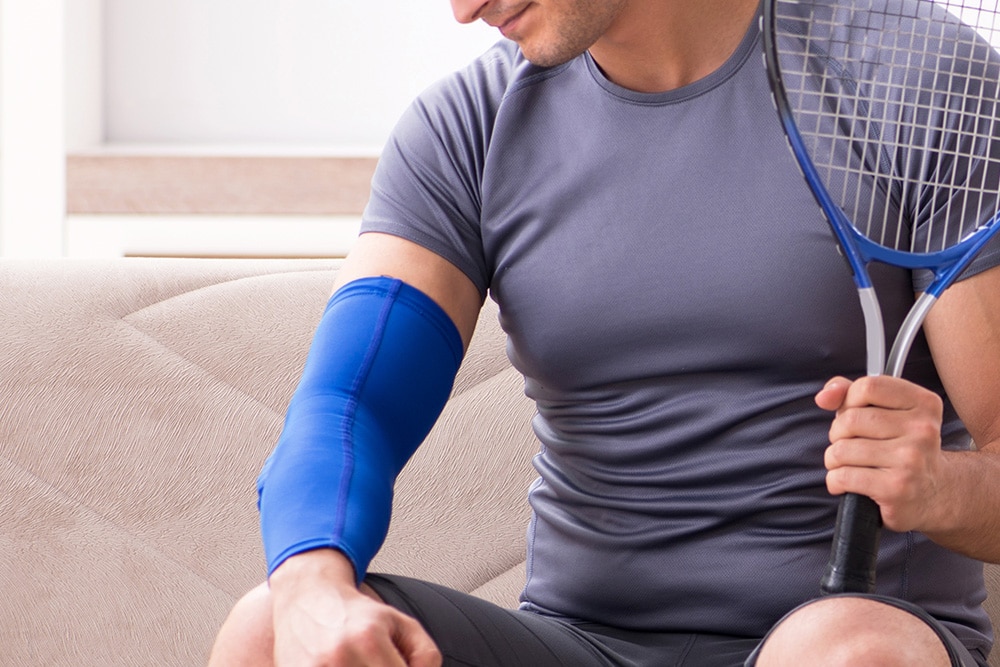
819, 492, 882, 595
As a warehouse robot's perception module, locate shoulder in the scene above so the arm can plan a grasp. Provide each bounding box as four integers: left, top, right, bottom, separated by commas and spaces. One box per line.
405, 40, 574, 136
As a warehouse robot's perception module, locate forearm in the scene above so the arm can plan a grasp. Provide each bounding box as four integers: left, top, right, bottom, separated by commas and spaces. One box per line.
919, 267, 1000, 562
923, 444, 1000, 563
258, 277, 464, 580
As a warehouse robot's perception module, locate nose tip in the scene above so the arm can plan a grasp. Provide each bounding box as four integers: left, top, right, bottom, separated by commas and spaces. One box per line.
451, 0, 487, 24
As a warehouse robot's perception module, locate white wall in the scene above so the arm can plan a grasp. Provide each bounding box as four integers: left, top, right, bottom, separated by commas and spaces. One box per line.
65, 0, 103, 151
39, 1, 502, 258
2, 2, 501, 257
102, 0, 499, 152
0, 0, 66, 256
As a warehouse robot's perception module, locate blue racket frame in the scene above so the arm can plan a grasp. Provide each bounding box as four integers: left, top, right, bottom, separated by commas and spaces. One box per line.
761, 2, 1000, 595
762, 11, 1000, 377
779, 100, 1000, 298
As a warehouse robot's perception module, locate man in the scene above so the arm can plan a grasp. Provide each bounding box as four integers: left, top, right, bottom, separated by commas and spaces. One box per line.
210, 0, 1000, 665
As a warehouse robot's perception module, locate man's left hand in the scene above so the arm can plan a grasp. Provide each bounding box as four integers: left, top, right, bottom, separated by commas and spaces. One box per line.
816, 375, 953, 534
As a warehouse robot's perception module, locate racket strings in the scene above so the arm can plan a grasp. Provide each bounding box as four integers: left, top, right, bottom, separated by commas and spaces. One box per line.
773, 0, 1000, 254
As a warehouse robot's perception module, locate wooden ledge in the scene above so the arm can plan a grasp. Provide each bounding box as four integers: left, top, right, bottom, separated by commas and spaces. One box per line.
66, 155, 378, 215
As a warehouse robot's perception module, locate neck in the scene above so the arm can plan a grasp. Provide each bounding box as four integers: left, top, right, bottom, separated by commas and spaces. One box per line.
589, 0, 760, 93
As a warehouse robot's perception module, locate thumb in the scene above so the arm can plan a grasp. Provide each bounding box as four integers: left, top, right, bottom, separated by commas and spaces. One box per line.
815, 376, 852, 412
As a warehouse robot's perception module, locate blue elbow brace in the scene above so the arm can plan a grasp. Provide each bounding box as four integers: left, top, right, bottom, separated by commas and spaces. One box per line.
257, 277, 464, 581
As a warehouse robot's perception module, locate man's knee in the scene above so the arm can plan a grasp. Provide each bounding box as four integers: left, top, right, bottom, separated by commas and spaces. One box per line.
754, 596, 951, 667
208, 583, 274, 667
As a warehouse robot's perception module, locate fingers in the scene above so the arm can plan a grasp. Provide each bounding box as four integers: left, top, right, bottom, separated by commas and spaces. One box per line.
823, 440, 927, 504
328, 608, 440, 667
817, 375, 942, 413
817, 375, 945, 532
393, 614, 443, 667
823, 375, 943, 445
269, 551, 442, 667
839, 375, 942, 412
814, 376, 851, 411
274, 602, 440, 667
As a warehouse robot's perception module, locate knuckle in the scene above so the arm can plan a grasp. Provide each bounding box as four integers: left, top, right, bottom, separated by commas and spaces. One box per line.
325, 641, 357, 663
898, 444, 926, 469
885, 475, 905, 499
826, 468, 845, 494
349, 630, 386, 657
913, 419, 941, 443
853, 375, 880, 399
836, 407, 862, 432
920, 390, 944, 414
342, 618, 385, 646
883, 472, 914, 504
824, 443, 839, 468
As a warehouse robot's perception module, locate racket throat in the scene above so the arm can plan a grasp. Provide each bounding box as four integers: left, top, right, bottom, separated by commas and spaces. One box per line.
858, 287, 885, 377
885, 292, 938, 378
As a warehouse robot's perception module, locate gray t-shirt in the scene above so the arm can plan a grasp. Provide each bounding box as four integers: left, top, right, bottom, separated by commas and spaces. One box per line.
362, 20, 999, 654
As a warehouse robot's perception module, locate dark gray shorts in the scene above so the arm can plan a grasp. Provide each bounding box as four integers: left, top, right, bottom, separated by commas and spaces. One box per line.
365, 574, 987, 667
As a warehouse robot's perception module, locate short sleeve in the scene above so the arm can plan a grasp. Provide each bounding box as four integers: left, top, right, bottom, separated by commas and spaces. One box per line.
361, 43, 518, 298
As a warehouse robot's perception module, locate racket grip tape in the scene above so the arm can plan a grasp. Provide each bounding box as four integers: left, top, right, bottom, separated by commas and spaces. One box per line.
819, 492, 883, 595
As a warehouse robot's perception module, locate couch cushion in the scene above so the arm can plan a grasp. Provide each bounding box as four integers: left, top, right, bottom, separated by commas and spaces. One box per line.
0, 258, 536, 666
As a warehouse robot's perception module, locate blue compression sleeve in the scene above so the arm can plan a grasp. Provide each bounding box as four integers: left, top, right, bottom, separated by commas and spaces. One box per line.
257, 277, 464, 581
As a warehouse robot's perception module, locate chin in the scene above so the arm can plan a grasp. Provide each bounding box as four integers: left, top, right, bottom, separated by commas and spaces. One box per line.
517, 41, 586, 68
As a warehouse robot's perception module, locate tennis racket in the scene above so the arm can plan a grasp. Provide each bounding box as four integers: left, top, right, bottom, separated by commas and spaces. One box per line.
762, 0, 1000, 595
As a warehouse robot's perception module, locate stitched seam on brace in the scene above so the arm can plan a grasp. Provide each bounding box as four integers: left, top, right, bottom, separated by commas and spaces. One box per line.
331, 279, 403, 544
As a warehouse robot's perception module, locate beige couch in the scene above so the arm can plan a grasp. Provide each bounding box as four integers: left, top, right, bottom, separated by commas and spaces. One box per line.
1, 258, 997, 666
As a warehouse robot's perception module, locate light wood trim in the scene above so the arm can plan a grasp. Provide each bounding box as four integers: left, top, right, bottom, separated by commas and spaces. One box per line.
66, 155, 378, 215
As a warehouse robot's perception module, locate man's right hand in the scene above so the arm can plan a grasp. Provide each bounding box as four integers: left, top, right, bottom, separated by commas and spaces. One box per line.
269, 549, 442, 667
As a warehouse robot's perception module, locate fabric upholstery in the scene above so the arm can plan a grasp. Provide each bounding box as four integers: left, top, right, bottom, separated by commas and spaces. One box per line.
1, 258, 996, 665
0, 259, 535, 666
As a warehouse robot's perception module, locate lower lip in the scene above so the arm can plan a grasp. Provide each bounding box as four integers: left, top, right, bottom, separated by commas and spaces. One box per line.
499, 6, 529, 38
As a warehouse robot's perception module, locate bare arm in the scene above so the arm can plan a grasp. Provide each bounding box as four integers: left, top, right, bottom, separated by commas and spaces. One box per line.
916, 264, 1000, 560
269, 232, 483, 666
819, 265, 1000, 563
332, 232, 484, 349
